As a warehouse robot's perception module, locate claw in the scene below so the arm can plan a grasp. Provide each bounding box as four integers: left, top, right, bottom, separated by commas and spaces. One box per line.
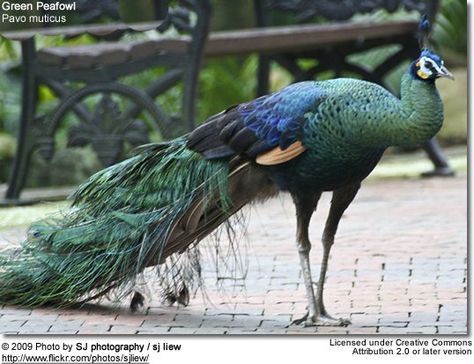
290, 312, 309, 326
291, 311, 351, 327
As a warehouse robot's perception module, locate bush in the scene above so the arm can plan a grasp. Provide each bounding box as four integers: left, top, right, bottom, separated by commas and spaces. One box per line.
0, 133, 16, 182
433, 0, 467, 66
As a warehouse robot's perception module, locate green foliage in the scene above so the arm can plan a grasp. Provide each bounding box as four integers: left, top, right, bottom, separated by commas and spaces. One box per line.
0, 132, 15, 158
198, 56, 257, 122
211, 0, 255, 30
118, 0, 156, 23
433, 0, 467, 66
0, 133, 15, 181
0, 37, 19, 61
0, 72, 20, 132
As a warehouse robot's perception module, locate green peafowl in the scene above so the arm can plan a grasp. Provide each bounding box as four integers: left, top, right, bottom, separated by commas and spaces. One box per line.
0, 30, 453, 325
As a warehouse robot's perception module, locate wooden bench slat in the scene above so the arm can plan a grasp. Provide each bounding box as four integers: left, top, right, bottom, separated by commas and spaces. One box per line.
36, 20, 417, 69
204, 20, 418, 57
37, 38, 189, 69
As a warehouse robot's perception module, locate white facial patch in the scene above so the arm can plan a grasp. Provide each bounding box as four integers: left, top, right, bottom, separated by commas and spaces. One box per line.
417, 56, 443, 79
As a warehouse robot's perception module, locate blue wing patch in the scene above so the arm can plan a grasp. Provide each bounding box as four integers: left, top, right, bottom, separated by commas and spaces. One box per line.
239, 82, 326, 155
187, 81, 326, 161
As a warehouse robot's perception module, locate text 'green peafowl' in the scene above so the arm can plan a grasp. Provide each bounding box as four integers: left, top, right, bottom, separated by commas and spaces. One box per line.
0, 38, 453, 325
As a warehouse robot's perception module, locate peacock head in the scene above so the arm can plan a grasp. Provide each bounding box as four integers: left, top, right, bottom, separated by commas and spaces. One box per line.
412, 49, 454, 81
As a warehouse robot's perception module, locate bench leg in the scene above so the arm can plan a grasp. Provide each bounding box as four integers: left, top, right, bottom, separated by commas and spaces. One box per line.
421, 138, 455, 177
5, 39, 38, 202
257, 55, 271, 96
182, 1, 211, 132
182, 66, 198, 133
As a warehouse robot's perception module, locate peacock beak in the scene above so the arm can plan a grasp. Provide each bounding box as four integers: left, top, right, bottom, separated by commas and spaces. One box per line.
438, 65, 454, 80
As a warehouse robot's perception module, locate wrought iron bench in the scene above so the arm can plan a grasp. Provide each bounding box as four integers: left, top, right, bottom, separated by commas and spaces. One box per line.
2, 0, 211, 203
1, 0, 453, 203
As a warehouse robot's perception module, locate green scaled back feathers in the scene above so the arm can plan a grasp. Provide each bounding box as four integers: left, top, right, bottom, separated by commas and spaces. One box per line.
0, 138, 231, 307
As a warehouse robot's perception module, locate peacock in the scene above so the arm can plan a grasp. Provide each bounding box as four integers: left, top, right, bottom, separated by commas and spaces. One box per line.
0, 25, 453, 326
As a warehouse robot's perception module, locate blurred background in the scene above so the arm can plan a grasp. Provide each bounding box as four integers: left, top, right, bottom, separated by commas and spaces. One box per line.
0, 0, 467, 188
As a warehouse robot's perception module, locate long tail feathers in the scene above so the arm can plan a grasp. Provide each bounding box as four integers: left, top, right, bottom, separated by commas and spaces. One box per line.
0, 138, 275, 307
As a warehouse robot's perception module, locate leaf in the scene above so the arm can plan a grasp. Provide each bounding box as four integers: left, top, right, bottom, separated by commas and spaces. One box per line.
433, 0, 467, 63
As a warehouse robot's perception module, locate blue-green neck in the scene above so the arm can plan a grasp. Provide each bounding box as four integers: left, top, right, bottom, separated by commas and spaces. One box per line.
357, 71, 444, 149
387, 72, 444, 146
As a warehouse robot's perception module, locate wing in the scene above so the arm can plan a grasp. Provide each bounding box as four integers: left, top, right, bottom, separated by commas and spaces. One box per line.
187, 81, 326, 165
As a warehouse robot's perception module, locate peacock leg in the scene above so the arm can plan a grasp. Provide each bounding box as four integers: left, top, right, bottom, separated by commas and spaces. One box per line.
314, 183, 361, 326
290, 192, 321, 327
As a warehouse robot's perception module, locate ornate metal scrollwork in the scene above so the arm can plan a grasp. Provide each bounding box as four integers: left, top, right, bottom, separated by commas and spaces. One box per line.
67, 94, 150, 166
156, 0, 211, 34
5, 0, 212, 200
157, 5, 192, 33
44, 83, 170, 166
38, 1, 207, 166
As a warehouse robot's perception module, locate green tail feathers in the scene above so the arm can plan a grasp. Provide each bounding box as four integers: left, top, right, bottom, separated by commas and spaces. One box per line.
0, 138, 232, 307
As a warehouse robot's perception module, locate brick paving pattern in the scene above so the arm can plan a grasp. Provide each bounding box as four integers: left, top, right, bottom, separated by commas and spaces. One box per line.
0, 175, 467, 334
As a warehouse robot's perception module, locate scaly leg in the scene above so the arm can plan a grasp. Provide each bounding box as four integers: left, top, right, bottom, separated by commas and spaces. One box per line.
290, 192, 321, 326
314, 183, 361, 326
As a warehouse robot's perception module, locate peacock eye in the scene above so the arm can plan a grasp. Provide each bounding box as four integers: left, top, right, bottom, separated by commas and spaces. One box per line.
425, 61, 434, 70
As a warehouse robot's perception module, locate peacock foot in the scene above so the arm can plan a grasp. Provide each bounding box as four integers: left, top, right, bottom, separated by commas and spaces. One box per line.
291, 311, 351, 327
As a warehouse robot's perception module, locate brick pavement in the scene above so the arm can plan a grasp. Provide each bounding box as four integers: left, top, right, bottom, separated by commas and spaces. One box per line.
0, 175, 467, 334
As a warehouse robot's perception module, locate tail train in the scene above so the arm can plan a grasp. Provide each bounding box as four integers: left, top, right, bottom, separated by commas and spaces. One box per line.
0, 138, 276, 307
